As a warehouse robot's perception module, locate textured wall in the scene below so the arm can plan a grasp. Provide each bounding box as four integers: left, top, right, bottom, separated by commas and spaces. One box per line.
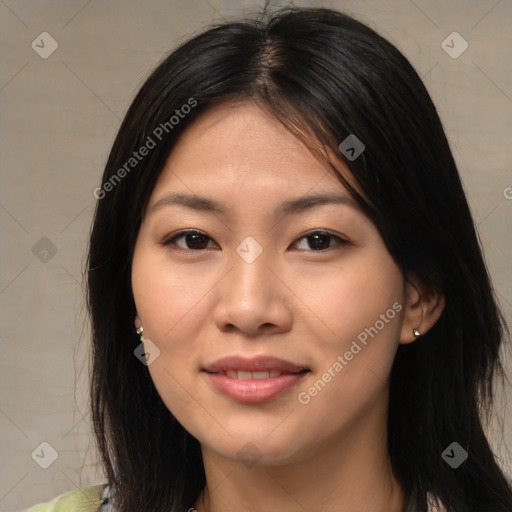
1, 1, 511, 511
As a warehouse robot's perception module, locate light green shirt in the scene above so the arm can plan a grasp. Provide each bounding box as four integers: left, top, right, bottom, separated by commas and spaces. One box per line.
25, 484, 105, 512
25, 483, 446, 511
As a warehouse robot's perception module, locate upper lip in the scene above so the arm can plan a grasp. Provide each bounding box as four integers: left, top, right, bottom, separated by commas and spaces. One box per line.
203, 355, 310, 373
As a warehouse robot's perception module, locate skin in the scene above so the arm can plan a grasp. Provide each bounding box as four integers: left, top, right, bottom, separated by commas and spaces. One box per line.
131, 101, 444, 512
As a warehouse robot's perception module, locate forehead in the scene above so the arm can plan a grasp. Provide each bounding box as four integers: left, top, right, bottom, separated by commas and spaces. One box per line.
153, 100, 354, 199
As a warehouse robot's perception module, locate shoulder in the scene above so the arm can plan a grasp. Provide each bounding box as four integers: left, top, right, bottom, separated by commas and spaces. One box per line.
25, 484, 107, 512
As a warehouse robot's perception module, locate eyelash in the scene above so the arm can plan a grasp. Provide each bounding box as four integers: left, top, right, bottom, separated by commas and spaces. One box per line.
160, 229, 350, 253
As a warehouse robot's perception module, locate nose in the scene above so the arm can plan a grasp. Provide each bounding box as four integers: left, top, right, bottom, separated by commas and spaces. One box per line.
212, 244, 293, 337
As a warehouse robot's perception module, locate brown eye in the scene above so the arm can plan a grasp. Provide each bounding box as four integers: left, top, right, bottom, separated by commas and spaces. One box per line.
162, 230, 218, 251
293, 230, 349, 252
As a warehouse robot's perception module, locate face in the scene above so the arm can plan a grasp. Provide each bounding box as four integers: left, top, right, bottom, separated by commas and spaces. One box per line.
131, 101, 409, 466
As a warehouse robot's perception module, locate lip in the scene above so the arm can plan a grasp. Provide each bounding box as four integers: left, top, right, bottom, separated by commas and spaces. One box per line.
203, 355, 309, 373
202, 355, 310, 404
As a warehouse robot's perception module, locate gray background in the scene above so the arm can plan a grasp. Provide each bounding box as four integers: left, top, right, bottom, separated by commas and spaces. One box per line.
1, 1, 511, 510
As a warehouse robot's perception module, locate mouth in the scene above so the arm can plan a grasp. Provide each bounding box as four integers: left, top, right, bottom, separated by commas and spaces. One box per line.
207, 369, 309, 380
202, 355, 310, 374
202, 355, 311, 403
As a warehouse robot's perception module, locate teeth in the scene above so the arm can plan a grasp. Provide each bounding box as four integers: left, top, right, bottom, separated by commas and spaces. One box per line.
222, 370, 284, 379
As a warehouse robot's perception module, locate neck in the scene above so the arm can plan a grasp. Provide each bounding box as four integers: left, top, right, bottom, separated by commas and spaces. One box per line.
193, 393, 404, 512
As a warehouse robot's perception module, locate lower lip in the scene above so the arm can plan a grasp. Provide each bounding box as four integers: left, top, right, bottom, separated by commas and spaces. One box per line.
203, 371, 309, 403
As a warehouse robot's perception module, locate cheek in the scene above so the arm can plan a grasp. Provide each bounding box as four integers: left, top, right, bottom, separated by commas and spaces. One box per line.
131, 244, 221, 414
131, 242, 211, 342
131, 245, 212, 427
292, 255, 404, 408
294, 254, 404, 352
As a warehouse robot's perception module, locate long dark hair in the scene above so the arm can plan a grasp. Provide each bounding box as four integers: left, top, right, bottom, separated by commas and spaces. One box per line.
86, 6, 512, 511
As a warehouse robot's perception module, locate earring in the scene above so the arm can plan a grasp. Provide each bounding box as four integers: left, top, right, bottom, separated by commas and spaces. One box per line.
136, 325, 145, 343
413, 328, 421, 337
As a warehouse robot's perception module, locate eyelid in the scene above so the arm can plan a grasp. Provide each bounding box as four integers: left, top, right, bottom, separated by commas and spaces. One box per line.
293, 229, 350, 249
161, 229, 217, 250
160, 229, 351, 252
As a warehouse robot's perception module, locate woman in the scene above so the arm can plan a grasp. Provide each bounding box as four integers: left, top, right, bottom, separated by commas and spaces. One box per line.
27, 6, 512, 512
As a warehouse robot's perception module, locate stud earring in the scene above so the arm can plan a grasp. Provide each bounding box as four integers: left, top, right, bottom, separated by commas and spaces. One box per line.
136, 325, 145, 343
413, 328, 421, 337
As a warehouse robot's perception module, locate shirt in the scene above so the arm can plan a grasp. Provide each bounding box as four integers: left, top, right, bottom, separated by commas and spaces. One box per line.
25, 484, 112, 512
25, 484, 444, 511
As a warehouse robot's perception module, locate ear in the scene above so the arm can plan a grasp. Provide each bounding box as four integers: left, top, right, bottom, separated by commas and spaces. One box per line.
399, 277, 445, 344
134, 315, 142, 329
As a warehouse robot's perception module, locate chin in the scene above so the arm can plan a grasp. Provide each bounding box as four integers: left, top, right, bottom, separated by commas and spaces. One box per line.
186, 417, 326, 468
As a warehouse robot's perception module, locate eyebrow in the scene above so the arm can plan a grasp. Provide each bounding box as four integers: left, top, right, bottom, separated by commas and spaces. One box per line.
150, 192, 358, 217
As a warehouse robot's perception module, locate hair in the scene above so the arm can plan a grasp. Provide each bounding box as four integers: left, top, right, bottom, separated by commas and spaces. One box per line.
86, 6, 512, 512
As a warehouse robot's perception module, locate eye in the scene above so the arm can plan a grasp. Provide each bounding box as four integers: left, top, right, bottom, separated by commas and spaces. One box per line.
292, 230, 350, 252
161, 230, 218, 251
161, 229, 349, 252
